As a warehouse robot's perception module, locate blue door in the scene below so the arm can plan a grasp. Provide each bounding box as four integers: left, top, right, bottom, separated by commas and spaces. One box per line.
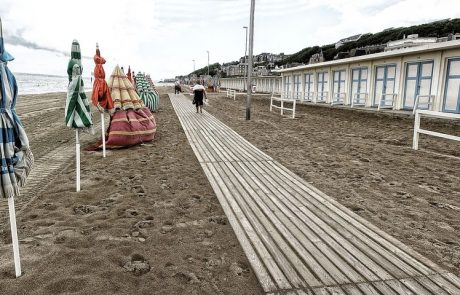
284, 75, 291, 98
351, 67, 368, 104
443, 58, 460, 113
293, 74, 301, 100
316, 72, 329, 102
332, 70, 346, 102
403, 61, 433, 110
373, 64, 396, 107
304, 73, 314, 101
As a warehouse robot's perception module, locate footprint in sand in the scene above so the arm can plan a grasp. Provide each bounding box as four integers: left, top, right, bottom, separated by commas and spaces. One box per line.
123, 254, 151, 276
418, 183, 441, 194
73, 205, 108, 215
229, 262, 251, 277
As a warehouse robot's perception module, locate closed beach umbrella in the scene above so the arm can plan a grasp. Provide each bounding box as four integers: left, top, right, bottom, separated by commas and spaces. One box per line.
91, 43, 113, 112
104, 65, 156, 148
135, 72, 159, 112
91, 43, 113, 158
127, 65, 133, 83
0, 17, 34, 277
65, 39, 92, 192
65, 40, 92, 128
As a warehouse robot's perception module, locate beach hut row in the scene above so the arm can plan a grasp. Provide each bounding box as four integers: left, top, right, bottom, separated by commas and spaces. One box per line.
222, 39, 460, 114
279, 39, 460, 114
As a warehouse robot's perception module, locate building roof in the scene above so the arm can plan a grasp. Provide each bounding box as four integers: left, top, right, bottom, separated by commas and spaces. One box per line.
337, 34, 362, 43
276, 39, 460, 73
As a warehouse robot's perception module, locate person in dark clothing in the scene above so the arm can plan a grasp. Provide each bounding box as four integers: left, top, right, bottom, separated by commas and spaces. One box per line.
192, 82, 207, 113
174, 81, 181, 94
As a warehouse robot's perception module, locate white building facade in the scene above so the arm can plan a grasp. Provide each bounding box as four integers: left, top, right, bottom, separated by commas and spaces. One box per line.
277, 40, 460, 114
220, 76, 282, 94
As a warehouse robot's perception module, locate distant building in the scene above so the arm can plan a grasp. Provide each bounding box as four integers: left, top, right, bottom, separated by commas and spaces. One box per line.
385, 34, 437, 51
335, 34, 362, 49
309, 50, 325, 64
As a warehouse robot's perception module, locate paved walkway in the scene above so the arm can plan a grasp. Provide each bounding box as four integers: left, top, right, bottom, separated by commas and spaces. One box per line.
169, 93, 460, 295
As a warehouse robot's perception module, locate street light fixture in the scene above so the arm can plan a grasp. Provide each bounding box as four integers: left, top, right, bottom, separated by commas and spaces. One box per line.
243, 26, 248, 91
206, 50, 210, 76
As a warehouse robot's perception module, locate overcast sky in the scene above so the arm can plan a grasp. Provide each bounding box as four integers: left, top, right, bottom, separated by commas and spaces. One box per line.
1, 0, 460, 81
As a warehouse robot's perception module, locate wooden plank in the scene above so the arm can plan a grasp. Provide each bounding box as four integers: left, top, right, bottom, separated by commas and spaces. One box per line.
205, 129, 240, 162
326, 286, 346, 294
428, 274, 460, 294
442, 272, 460, 289
200, 164, 277, 292
356, 282, 383, 295
371, 281, 399, 295
207, 119, 272, 161
225, 161, 336, 287
242, 160, 392, 282
251, 161, 405, 280
400, 278, 433, 295
214, 162, 308, 288
203, 120, 270, 161
196, 129, 229, 162
385, 279, 415, 294
414, 276, 450, 295
341, 285, 365, 295
312, 288, 330, 295
212, 129, 260, 162
233, 161, 368, 284
297, 289, 314, 295
268, 160, 440, 276
205, 163, 292, 290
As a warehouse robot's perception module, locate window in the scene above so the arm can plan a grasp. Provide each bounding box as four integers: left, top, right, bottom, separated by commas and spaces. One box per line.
374, 64, 396, 107
443, 58, 460, 113
316, 72, 329, 102
284, 75, 291, 98
332, 70, 346, 103
351, 67, 368, 105
293, 74, 301, 100
304, 73, 314, 101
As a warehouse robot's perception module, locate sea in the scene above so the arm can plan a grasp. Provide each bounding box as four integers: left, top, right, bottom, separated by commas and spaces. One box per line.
14, 73, 92, 95
13, 73, 172, 95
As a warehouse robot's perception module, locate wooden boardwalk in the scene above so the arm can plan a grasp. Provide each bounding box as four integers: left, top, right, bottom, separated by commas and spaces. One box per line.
169, 93, 460, 295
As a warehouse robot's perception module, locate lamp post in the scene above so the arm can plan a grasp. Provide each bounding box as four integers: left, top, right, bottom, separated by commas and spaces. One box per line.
206, 50, 210, 76
192, 59, 195, 72
243, 26, 248, 91
246, 0, 255, 120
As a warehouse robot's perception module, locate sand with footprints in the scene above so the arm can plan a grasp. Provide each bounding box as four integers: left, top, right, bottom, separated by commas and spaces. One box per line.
0, 86, 459, 294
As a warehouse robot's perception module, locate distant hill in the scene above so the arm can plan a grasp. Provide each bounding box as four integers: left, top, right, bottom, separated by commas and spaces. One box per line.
277, 18, 460, 66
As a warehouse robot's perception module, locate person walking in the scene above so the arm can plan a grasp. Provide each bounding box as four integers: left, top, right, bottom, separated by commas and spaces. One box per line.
174, 80, 181, 94
192, 82, 207, 113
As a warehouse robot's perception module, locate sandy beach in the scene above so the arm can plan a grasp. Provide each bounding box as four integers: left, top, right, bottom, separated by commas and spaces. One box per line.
0, 87, 459, 294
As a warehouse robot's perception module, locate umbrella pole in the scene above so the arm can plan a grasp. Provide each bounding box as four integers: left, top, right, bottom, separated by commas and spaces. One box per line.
8, 197, 22, 277
76, 129, 80, 192
101, 113, 106, 158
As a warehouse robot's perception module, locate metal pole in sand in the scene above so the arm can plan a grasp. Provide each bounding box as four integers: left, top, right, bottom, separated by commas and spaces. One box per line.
101, 113, 106, 158
76, 129, 80, 192
245, 0, 255, 120
8, 197, 21, 277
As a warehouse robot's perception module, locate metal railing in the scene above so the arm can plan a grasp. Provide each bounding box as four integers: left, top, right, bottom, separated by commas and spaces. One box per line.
413, 94, 434, 115
331, 92, 346, 106
378, 93, 397, 111
351, 92, 368, 108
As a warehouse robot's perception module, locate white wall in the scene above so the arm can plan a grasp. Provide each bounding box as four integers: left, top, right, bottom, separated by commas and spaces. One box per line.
279, 47, 460, 113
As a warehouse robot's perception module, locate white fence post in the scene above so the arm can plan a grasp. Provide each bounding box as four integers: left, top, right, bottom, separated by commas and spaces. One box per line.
413, 110, 420, 150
